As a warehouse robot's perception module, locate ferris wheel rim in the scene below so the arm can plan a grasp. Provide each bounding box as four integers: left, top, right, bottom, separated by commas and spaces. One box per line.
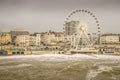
64, 9, 101, 34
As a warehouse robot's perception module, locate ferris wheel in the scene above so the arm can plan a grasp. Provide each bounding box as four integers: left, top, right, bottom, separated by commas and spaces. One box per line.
63, 9, 101, 49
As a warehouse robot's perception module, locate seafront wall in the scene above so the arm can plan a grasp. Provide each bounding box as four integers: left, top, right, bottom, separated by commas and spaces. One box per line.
24, 51, 64, 55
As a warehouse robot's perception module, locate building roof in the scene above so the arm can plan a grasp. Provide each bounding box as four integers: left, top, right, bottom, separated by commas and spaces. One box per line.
33, 32, 41, 36
10, 30, 29, 35
0, 32, 10, 36
101, 33, 120, 36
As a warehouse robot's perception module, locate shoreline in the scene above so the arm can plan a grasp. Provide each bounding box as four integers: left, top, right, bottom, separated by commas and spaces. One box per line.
0, 53, 120, 56
0, 50, 120, 56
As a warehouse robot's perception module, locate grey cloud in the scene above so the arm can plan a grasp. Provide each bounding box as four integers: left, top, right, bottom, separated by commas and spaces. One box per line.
0, 0, 120, 33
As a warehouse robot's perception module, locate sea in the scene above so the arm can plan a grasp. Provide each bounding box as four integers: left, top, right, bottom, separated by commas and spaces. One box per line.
0, 54, 120, 80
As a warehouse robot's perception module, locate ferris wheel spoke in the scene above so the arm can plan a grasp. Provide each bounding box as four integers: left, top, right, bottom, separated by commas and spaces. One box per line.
80, 11, 87, 22
86, 16, 94, 25
87, 23, 96, 28
83, 10, 92, 22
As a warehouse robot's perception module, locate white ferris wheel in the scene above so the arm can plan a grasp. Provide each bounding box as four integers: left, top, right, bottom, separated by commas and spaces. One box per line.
64, 9, 100, 50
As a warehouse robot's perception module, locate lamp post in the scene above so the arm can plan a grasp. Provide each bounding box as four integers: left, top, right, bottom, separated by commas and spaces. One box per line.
0, 34, 1, 50
0, 31, 2, 50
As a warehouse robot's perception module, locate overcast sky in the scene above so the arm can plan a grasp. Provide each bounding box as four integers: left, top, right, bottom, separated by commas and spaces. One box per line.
0, 0, 120, 33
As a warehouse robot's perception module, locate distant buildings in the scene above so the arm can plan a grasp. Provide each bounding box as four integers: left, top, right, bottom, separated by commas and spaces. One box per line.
0, 29, 68, 50
100, 34, 120, 44
99, 34, 120, 53
0, 29, 120, 51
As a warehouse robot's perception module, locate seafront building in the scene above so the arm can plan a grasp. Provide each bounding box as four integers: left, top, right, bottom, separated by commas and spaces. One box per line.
40, 31, 69, 50
34, 33, 41, 46
0, 32, 11, 45
15, 35, 30, 47
41, 31, 68, 46
99, 33, 120, 53
100, 34, 120, 44
0, 29, 120, 53
41, 31, 56, 45
0, 32, 12, 50
10, 30, 30, 48
29, 34, 36, 46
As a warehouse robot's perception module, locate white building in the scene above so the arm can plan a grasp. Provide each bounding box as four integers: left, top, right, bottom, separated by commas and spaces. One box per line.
15, 35, 30, 47
34, 33, 41, 46
29, 34, 36, 46
100, 34, 120, 44
41, 32, 56, 45
10, 30, 30, 47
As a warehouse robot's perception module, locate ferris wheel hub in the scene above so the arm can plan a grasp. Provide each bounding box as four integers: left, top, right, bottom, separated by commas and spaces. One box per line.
79, 26, 86, 31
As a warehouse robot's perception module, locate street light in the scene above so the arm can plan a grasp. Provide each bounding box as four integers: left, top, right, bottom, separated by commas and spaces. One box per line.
0, 31, 2, 50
